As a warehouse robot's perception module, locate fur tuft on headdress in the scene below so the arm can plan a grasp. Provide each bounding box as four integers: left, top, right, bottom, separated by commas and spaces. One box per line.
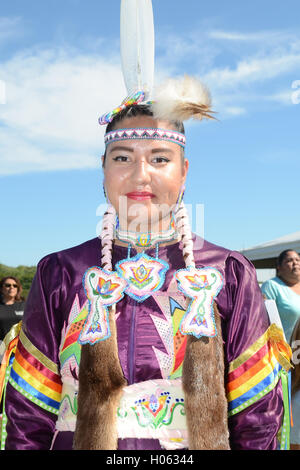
151, 75, 215, 122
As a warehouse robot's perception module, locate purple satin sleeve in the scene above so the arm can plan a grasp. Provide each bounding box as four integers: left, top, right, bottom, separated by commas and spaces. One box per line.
5, 254, 63, 450
5, 382, 57, 450
228, 387, 283, 450
221, 252, 270, 361
220, 253, 283, 449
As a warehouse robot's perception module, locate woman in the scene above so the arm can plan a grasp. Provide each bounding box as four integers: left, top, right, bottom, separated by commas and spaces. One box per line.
0, 277, 25, 340
1, 100, 289, 451
261, 250, 300, 342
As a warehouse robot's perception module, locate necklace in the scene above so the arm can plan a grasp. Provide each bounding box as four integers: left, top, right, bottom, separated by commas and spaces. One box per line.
79, 218, 178, 345
114, 217, 178, 302
114, 215, 178, 249
79, 215, 224, 345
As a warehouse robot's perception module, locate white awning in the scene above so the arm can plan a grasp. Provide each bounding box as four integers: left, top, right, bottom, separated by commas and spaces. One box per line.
240, 231, 300, 261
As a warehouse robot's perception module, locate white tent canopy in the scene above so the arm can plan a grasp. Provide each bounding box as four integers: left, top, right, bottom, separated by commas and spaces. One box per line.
241, 231, 300, 262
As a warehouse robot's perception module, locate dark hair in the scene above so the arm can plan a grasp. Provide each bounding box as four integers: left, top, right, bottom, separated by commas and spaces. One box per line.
103, 104, 185, 164
276, 249, 299, 275
0, 276, 25, 303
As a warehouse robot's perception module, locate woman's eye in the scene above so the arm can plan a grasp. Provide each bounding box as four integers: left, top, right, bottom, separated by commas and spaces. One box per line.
113, 156, 129, 162
152, 156, 170, 163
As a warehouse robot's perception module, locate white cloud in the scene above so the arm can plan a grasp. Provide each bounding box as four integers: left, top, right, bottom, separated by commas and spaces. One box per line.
156, 26, 300, 116
1, 26, 300, 175
223, 106, 246, 116
0, 127, 99, 175
198, 30, 300, 114
208, 29, 296, 44
204, 53, 300, 90
0, 47, 126, 175
264, 90, 295, 105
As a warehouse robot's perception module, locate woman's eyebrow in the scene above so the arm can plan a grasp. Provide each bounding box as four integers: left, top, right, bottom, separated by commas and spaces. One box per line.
151, 148, 173, 154
109, 145, 134, 153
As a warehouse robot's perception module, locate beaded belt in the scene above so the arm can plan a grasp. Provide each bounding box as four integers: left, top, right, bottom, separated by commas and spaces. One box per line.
56, 378, 188, 450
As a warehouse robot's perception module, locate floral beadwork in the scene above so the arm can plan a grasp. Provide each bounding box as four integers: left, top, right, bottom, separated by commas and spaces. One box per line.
129, 391, 185, 429
115, 252, 169, 302
79, 267, 127, 345
117, 379, 186, 437
175, 267, 223, 338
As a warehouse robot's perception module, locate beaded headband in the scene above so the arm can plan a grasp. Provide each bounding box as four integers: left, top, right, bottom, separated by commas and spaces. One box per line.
99, 90, 186, 149
104, 127, 186, 148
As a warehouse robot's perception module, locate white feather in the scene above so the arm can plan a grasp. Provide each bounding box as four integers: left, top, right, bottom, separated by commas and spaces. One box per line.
151, 75, 213, 122
120, 0, 155, 100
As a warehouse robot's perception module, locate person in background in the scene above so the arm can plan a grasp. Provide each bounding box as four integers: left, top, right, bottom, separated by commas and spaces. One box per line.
0, 277, 25, 340
261, 250, 300, 342
289, 318, 300, 449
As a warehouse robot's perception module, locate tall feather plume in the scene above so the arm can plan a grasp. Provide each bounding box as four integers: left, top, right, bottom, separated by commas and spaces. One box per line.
120, 0, 155, 100
151, 75, 216, 122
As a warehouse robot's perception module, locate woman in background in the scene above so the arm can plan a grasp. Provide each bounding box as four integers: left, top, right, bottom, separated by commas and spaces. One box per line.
261, 250, 300, 342
0, 276, 25, 340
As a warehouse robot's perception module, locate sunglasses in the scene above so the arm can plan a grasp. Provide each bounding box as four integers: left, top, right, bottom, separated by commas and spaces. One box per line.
3, 283, 18, 288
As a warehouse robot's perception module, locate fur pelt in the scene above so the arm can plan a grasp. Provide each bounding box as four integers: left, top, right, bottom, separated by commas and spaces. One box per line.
182, 303, 230, 449
73, 306, 127, 450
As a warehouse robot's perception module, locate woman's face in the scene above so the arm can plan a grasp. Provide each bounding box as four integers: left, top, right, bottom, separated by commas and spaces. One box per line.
103, 115, 188, 231
1, 278, 18, 299
277, 251, 300, 282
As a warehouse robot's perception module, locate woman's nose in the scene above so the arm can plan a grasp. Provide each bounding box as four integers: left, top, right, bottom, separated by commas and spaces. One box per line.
132, 159, 151, 184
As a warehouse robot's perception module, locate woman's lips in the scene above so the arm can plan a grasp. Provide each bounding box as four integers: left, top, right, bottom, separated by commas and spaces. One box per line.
126, 192, 155, 201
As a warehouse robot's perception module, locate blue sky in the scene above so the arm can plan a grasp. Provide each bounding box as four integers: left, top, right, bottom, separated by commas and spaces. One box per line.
0, 0, 300, 267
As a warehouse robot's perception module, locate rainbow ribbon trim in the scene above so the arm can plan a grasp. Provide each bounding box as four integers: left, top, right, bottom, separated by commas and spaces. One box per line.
227, 324, 292, 416
0, 322, 22, 404
8, 329, 62, 414
227, 323, 293, 449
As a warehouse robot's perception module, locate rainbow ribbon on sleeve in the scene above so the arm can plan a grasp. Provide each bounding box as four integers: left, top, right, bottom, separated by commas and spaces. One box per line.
227, 324, 293, 450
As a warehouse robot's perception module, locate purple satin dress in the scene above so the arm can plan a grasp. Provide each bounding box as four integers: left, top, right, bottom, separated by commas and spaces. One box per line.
4, 235, 283, 450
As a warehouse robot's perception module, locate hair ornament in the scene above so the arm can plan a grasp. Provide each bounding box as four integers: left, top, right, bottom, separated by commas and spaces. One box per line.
151, 75, 216, 123
99, 90, 147, 125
